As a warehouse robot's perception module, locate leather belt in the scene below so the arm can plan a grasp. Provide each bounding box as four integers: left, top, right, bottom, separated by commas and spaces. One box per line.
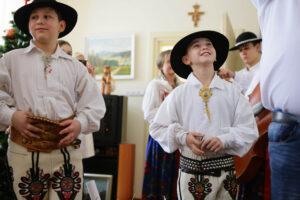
10, 114, 80, 153
272, 112, 300, 125
180, 154, 235, 177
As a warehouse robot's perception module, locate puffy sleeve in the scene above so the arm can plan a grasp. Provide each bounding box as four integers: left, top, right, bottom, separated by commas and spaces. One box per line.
74, 63, 106, 134
142, 80, 164, 123
0, 55, 16, 129
149, 89, 188, 153
217, 90, 259, 157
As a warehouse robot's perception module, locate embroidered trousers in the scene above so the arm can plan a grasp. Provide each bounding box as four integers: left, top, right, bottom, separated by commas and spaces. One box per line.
177, 151, 237, 200
7, 139, 83, 200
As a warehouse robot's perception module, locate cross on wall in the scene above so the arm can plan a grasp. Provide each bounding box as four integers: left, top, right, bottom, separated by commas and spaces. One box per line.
188, 4, 205, 27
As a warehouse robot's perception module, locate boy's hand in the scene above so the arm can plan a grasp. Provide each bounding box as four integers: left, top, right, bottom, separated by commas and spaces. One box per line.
218, 68, 235, 79
186, 132, 205, 156
59, 119, 81, 147
11, 111, 43, 140
200, 137, 223, 153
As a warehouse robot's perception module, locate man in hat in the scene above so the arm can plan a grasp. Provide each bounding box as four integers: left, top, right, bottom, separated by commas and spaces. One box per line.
0, 0, 106, 199
149, 30, 258, 199
218, 32, 262, 96
251, 1, 300, 199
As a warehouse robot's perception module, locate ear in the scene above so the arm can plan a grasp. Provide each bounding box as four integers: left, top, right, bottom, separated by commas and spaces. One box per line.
255, 43, 261, 51
58, 20, 66, 34
182, 55, 191, 65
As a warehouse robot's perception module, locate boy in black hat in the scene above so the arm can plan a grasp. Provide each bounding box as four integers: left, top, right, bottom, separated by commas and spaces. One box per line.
218, 32, 262, 96
149, 30, 258, 199
0, 0, 106, 199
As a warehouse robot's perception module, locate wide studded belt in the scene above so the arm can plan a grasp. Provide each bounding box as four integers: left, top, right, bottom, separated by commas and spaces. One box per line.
180, 154, 235, 177
10, 115, 80, 153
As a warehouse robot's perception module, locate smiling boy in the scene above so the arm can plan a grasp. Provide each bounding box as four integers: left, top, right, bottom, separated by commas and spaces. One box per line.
218, 32, 262, 96
0, 0, 105, 199
150, 31, 258, 199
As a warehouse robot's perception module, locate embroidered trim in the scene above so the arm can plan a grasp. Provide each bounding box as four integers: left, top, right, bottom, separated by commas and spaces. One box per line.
52, 164, 81, 200
18, 168, 50, 200
223, 170, 238, 199
188, 175, 212, 200
42, 54, 53, 80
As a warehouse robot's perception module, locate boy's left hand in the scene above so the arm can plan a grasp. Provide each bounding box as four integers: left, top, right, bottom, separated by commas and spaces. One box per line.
58, 119, 81, 147
200, 137, 223, 153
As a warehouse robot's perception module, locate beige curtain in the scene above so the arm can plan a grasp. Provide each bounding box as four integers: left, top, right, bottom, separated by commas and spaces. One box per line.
220, 12, 244, 72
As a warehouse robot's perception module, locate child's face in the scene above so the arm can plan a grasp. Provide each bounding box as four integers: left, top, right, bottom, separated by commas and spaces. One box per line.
182, 38, 216, 68
29, 7, 66, 44
238, 42, 261, 66
161, 53, 175, 76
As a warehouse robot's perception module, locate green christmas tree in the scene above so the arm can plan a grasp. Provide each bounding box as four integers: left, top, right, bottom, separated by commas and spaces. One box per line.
0, 12, 31, 56
0, 12, 31, 200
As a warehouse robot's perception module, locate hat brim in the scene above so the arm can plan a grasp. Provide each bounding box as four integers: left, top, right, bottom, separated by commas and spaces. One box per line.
229, 38, 262, 51
170, 30, 229, 79
14, 1, 77, 38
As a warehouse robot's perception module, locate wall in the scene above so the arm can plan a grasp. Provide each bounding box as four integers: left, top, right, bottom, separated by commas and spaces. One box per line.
60, 0, 259, 198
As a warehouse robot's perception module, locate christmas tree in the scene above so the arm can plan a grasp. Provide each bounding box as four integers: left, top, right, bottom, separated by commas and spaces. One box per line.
0, 12, 31, 199
0, 12, 31, 57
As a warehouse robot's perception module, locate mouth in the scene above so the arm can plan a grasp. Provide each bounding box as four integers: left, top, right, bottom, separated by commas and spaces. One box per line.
36, 28, 47, 31
200, 51, 211, 56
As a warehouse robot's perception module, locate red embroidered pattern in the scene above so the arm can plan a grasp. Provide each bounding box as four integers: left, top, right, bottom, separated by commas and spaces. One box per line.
18, 168, 50, 200
52, 165, 81, 200
223, 171, 238, 199
188, 175, 212, 200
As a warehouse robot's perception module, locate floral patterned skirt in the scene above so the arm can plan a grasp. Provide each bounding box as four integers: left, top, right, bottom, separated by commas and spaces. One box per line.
142, 135, 179, 200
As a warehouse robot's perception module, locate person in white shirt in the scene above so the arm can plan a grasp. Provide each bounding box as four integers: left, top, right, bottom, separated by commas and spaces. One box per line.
142, 50, 182, 199
0, 0, 106, 199
251, 1, 300, 199
150, 30, 258, 200
218, 32, 261, 96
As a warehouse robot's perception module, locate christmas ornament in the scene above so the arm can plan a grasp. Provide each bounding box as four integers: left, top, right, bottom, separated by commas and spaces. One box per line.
6, 29, 15, 40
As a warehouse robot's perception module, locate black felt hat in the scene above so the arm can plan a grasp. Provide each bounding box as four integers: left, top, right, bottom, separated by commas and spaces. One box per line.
170, 30, 229, 79
14, 0, 77, 38
229, 32, 262, 51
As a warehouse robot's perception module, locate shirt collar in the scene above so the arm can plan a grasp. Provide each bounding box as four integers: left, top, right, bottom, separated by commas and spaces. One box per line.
246, 61, 260, 72
186, 72, 225, 90
24, 40, 72, 60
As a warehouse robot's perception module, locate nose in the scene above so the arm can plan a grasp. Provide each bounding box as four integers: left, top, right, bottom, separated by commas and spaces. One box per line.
36, 16, 44, 24
201, 45, 208, 51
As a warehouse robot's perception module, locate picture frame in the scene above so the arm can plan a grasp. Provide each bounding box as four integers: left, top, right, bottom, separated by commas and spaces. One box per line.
83, 173, 113, 200
85, 34, 135, 80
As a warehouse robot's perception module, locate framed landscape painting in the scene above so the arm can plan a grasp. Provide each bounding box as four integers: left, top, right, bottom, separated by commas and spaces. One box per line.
85, 34, 135, 80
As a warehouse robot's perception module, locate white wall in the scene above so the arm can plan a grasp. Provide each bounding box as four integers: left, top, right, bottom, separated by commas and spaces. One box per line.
60, 0, 259, 198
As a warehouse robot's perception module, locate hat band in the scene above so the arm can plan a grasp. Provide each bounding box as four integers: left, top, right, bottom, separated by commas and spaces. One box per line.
234, 38, 261, 47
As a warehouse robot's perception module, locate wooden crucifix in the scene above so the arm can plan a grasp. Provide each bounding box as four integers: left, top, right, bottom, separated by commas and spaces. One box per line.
188, 4, 205, 27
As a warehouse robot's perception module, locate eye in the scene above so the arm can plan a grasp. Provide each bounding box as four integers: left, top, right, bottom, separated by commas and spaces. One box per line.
44, 15, 52, 19
30, 15, 38, 20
